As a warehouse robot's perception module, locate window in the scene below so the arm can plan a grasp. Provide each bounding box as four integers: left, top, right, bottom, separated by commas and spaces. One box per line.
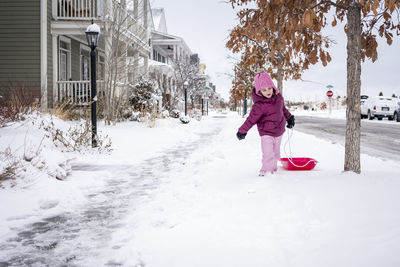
98, 54, 105, 80
81, 55, 89, 80
60, 52, 67, 80
59, 37, 71, 81
80, 45, 91, 81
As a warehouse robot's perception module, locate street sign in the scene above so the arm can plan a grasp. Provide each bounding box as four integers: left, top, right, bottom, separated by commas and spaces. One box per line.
326, 85, 334, 89
327, 90, 333, 98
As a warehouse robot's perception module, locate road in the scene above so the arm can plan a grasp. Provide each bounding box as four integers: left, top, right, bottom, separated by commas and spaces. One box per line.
295, 116, 400, 162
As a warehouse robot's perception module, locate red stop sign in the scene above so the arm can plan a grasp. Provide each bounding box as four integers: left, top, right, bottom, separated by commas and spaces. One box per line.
327, 90, 333, 98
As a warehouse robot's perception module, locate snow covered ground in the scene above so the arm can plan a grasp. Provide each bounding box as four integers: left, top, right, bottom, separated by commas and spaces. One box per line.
292, 107, 346, 119
1, 111, 400, 266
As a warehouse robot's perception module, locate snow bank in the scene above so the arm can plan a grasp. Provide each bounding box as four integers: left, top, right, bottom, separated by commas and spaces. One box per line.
292, 108, 346, 119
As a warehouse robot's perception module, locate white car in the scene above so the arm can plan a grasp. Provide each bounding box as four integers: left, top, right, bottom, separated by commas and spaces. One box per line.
361, 96, 398, 120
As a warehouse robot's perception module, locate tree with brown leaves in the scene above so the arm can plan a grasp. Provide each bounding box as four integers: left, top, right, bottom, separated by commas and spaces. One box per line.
227, 1, 334, 95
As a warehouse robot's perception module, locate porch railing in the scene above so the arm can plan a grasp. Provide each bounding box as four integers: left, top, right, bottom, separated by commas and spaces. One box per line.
55, 0, 101, 19
56, 80, 104, 105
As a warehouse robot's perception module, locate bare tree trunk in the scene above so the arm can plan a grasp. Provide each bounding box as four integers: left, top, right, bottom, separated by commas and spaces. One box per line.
345, 0, 361, 173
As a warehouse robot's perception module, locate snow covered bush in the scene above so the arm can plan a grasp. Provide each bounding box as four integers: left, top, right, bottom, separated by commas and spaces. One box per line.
52, 100, 86, 121
179, 115, 191, 124
129, 111, 141, 121
0, 147, 21, 184
161, 110, 169, 118
190, 109, 202, 121
129, 78, 160, 111
39, 118, 112, 153
122, 108, 133, 120
170, 109, 180, 118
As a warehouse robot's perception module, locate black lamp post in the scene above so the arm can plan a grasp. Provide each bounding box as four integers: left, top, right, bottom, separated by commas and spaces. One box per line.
85, 21, 100, 148
206, 97, 209, 116
184, 81, 188, 116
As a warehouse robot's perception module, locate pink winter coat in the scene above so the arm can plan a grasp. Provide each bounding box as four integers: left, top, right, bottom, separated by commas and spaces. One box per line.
238, 88, 292, 137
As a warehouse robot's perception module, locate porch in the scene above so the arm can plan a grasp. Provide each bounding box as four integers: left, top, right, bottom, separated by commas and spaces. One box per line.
55, 80, 104, 105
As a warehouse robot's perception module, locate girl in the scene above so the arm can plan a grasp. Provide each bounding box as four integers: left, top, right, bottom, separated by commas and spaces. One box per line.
236, 72, 295, 176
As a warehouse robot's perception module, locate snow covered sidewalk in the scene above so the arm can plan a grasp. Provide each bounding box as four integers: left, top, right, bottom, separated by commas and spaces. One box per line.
1, 111, 400, 266
104, 112, 400, 267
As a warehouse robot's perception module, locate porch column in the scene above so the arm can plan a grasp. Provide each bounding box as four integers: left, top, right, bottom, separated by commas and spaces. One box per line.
121, 0, 128, 87
133, 51, 139, 81
134, 0, 139, 33
143, 54, 149, 78
40, 0, 48, 109
104, 0, 112, 92
52, 34, 58, 104
143, 0, 148, 34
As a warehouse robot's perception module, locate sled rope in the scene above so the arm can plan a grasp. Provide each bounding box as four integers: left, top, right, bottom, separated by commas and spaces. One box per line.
283, 128, 317, 168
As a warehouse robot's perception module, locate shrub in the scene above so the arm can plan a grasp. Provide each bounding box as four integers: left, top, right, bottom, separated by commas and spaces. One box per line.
0, 84, 38, 127
52, 100, 86, 121
0, 147, 20, 183
39, 118, 112, 153
161, 110, 169, 118
179, 115, 191, 124
129, 79, 161, 111
170, 109, 180, 118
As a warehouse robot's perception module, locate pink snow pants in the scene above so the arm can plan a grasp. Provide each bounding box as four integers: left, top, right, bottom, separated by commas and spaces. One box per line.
260, 135, 283, 175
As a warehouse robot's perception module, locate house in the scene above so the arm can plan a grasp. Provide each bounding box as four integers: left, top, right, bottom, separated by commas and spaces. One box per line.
149, 7, 198, 111
0, 0, 152, 108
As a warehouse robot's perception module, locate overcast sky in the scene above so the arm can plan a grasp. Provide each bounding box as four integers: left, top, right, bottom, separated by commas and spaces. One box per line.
150, 0, 400, 102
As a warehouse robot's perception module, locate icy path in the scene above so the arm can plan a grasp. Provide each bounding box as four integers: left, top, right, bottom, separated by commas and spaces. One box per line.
0, 117, 223, 266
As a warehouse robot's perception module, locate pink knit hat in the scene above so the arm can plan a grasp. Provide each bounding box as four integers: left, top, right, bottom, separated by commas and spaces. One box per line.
254, 72, 278, 95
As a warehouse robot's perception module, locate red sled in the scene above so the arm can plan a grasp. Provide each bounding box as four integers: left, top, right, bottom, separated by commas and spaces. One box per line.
280, 157, 318, 171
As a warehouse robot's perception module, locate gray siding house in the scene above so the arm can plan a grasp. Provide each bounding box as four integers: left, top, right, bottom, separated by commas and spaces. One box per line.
0, 0, 151, 108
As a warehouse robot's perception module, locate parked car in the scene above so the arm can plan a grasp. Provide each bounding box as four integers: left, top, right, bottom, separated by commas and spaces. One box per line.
360, 95, 369, 105
394, 101, 400, 122
361, 96, 398, 120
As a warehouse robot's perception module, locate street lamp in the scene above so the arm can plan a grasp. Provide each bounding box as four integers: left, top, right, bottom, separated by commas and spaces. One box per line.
184, 81, 188, 116
204, 86, 211, 116
205, 96, 209, 116
85, 20, 100, 148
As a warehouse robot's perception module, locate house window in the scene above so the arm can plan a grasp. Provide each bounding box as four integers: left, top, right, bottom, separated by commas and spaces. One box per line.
60, 52, 68, 80
59, 37, 71, 81
98, 54, 105, 80
81, 55, 89, 80
80, 45, 91, 81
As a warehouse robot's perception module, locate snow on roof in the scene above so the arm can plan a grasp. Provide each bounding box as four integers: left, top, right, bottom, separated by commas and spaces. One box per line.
152, 8, 162, 26
149, 59, 169, 67
151, 8, 167, 33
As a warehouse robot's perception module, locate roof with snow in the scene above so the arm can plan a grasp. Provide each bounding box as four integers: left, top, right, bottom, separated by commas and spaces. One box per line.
151, 8, 167, 33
